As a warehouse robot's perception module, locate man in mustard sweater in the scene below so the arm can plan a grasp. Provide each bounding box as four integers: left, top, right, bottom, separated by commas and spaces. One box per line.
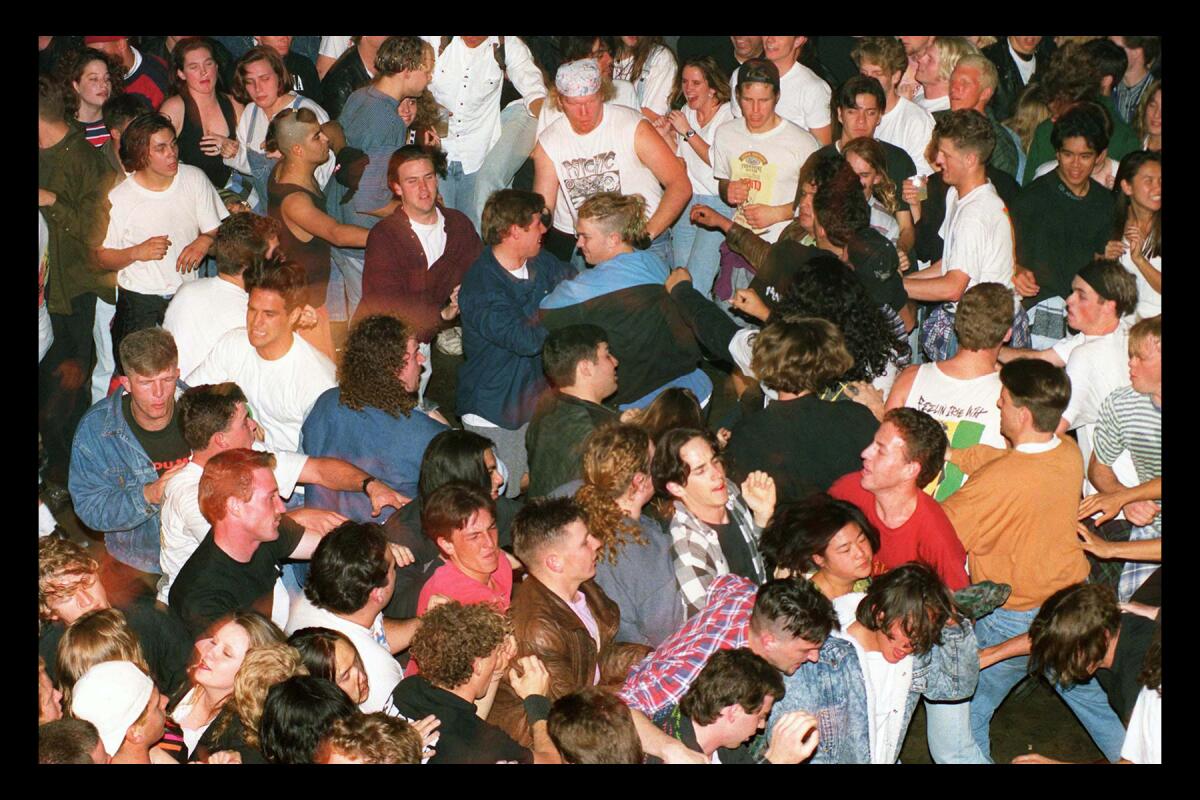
941, 359, 1126, 763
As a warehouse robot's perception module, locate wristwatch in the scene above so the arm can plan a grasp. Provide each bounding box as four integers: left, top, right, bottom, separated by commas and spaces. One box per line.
683, 129, 696, 141
361, 476, 377, 495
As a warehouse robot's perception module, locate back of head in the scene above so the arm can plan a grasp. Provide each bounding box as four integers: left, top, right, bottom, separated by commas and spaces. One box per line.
1029, 583, 1120, 688
1077, 257, 1139, 320
813, 162, 870, 246
575, 423, 652, 562
211, 642, 306, 750
542, 324, 608, 389
421, 481, 496, 548
548, 688, 645, 764
373, 36, 427, 77
1080, 38, 1128, 89
102, 93, 151, 134
38, 536, 99, 622
481, 188, 545, 246
338, 314, 418, 417
999, 359, 1071, 433
1041, 43, 1102, 106
177, 382, 248, 451
933, 108, 995, 163
408, 600, 508, 691
320, 712, 423, 764
39, 718, 103, 764
418, 429, 494, 500
576, 192, 649, 249
263, 106, 321, 157
633, 387, 704, 444
955, 282, 1014, 351
882, 408, 949, 489
511, 496, 587, 567
750, 578, 838, 644
259, 676, 357, 764
751, 316, 854, 395
759, 494, 880, 577
679, 647, 784, 726
1051, 102, 1111, 156
198, 448, 277, 526
213, 212, 281, 277
243, 257, 309, 312
798, 148, 847, 194
56, 608, 149, 707
854, 562, 957, 655
39, 74, 68, 124
118, 326, 177, 378
69, 660, 155, 758
304, 521, 390, 615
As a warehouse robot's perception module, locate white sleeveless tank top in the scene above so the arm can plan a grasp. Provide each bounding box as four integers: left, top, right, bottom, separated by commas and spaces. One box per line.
907, 363, 1006, 450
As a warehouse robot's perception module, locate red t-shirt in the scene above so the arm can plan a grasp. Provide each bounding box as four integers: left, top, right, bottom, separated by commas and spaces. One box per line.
829, 471, 970, 591
407, 555, 515, 677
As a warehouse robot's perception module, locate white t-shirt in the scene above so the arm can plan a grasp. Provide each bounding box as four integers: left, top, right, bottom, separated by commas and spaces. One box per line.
1052, 320, 1132, 430
869, 197, 901, 246
614, 45, 678, 116
410, 208, 449, 268
730, 61, 832, 132
877, 97, 935, 176
286, 595, 404, 714
38, 211, 53, 362
104, 165, 228, 296
712, 116, 819, 243
157, 451, 307, 604
1009, 42, 1037, 85
186, 329, 337, 454
681, 103, 735, 197
831, 592, 912, 765
1122, 250, 1161, 321
916, 91, 950, 114
163, 277, 249, 379
319, 36, 354, 62
938, 182, 1015, 305
1120, 685, 1161, 764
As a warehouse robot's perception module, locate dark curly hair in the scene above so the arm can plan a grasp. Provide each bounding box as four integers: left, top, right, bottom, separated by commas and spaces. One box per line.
55, 46, 125, 119
337, 314, 418, 418
774, 253, 909, 384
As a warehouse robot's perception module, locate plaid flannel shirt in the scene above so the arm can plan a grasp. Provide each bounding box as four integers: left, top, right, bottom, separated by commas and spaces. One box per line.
619, 574, 757, 717
668, 480, 766, 618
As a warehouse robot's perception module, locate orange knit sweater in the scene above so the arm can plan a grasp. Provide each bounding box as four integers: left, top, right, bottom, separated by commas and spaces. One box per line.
942, 438, 1090, 611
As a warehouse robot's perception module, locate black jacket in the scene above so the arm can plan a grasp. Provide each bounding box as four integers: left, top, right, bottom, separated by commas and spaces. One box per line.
982, 37, 1057, 122
320, 47, 371, 120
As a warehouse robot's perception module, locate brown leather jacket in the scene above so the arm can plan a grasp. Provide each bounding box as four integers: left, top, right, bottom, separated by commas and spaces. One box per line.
489, 575, 651, 747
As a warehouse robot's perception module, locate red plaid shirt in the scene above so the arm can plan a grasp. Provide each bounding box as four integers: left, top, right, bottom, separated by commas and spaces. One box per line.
619, 574, 757, 716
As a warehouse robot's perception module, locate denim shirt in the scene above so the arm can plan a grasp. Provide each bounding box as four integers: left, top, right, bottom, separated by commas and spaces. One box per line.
768, 619, 979, 764
68, 386, 185, 574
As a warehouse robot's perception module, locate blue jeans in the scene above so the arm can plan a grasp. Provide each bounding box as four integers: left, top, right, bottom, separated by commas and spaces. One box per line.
439, 161, 478, 221
672, 194, 732, 299
472, 103, 539, 230
924, 698, 988, 763
646, 230, 673, 271
328, 249, 365, 323
971, 606, 1127, 763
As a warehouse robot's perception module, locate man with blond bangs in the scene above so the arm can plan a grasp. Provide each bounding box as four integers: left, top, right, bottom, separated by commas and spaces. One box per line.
853, 36, 935, 176
914, 37, 979, 116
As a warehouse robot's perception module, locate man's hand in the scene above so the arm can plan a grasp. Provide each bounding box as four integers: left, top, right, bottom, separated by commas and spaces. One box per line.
201, 750, 243, 764
136, 235, 171, 263
619, 407, 644, 425
731, 288, 770, 321
844, 381, 885, 421
901, 178, 922, 209
507, 655, 550, 699
716, 427, 732, 448
424, 593, 452, 613
38, 188, 57, 207
690, 204, 732, 232
177, 234, 213, 273
897, 248, 911, 273
665, 267, 693, 293
387, 542, 416, 568
367, 480, 411, 516
440, 284, 461, 321
1075, 523, 1116, 560
726, 179, 752, 206
741, 471, 777, 527
1078, 491, 1127, 527
52, 359, 87, 391
295, 304, 319, 330
741, 203, 787, 229
143, 462, 187, 506
1013, 266, 1040, 298
763, 711, 820, 764
285, 507, 348, 535
1124, 500, 1160, 527
410, 714, 441, 758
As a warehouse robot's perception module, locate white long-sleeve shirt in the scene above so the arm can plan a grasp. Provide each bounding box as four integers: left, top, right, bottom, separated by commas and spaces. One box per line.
422, 36, 547, 174
614, 45, 677, 116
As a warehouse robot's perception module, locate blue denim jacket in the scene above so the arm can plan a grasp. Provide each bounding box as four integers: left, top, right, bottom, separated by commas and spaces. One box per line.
68, 388, 182, 574
767, 620, 979, 764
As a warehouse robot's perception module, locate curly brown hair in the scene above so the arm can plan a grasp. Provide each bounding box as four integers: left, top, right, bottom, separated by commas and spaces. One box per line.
321, 712, 424, 764
38, 537, 99, 622
574, 424, 651, 564
56, 46, 125, 119
337, 314, 419, 418
751, 317, 854, 395
409, 601, 510, 690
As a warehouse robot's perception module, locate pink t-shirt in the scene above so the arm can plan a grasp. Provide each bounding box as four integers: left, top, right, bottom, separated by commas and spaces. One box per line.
417, 554, 514, 615
830, 471, 970, 591
566, 591, 602, 686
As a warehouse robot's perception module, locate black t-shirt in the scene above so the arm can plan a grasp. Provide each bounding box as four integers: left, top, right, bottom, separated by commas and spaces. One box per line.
284, 51, 322, 107
1097, 605, 1161, 724
748, 239, 824, 310
40, 592, 193, 694
122, 395, 190, 476
711, 520, 758, 582
846, 227, 908, 315
168, 520, 304, 639
816, 140, 917, 213
390, 675, 532, 764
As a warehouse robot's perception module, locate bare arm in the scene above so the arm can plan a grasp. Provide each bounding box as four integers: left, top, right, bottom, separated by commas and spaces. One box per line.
629, 708, 707, 764
902, 268, 970, 303
531, 143, 559, 218
979, 633, 1030, 670
886, 364, 919, 411
297, 457, 410, 516
634, 119, 692, 239
382, 617, 421, 655
896, 209, 916, 254
997, 345, 1065, 367
808, 124, 833, 145
280, 192, 369, 248
161, 96, 185, 135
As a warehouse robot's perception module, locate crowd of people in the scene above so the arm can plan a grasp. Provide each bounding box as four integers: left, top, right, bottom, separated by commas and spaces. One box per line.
38, 34, 1161, 765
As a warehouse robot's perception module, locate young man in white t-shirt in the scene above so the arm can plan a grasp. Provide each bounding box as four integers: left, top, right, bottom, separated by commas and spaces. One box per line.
903, 109, 1022, 360
96, 113, 227, 374
186, 260, 336, 455
853, 37, 936, 176
730, 36, 832, 144
712, 58, 819, 246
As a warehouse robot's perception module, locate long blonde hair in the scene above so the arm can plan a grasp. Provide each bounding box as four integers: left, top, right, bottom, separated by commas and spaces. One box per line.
57, 608, 150, 710
205, 643, 306, 749
574, 424, 652, 564
1005, 83, 1051, 153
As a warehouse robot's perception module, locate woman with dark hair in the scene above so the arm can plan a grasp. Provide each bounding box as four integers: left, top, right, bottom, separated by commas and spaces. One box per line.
613, 36, 678, 116
259, 676, 358, 764
159, 37, 243, 189
1104, 150, 1161, 320
758, 494, 880, 601
58, 47, 123, 148
381, 429, 520, 618
627, 386, 706, 445
288, 628, 369, 706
